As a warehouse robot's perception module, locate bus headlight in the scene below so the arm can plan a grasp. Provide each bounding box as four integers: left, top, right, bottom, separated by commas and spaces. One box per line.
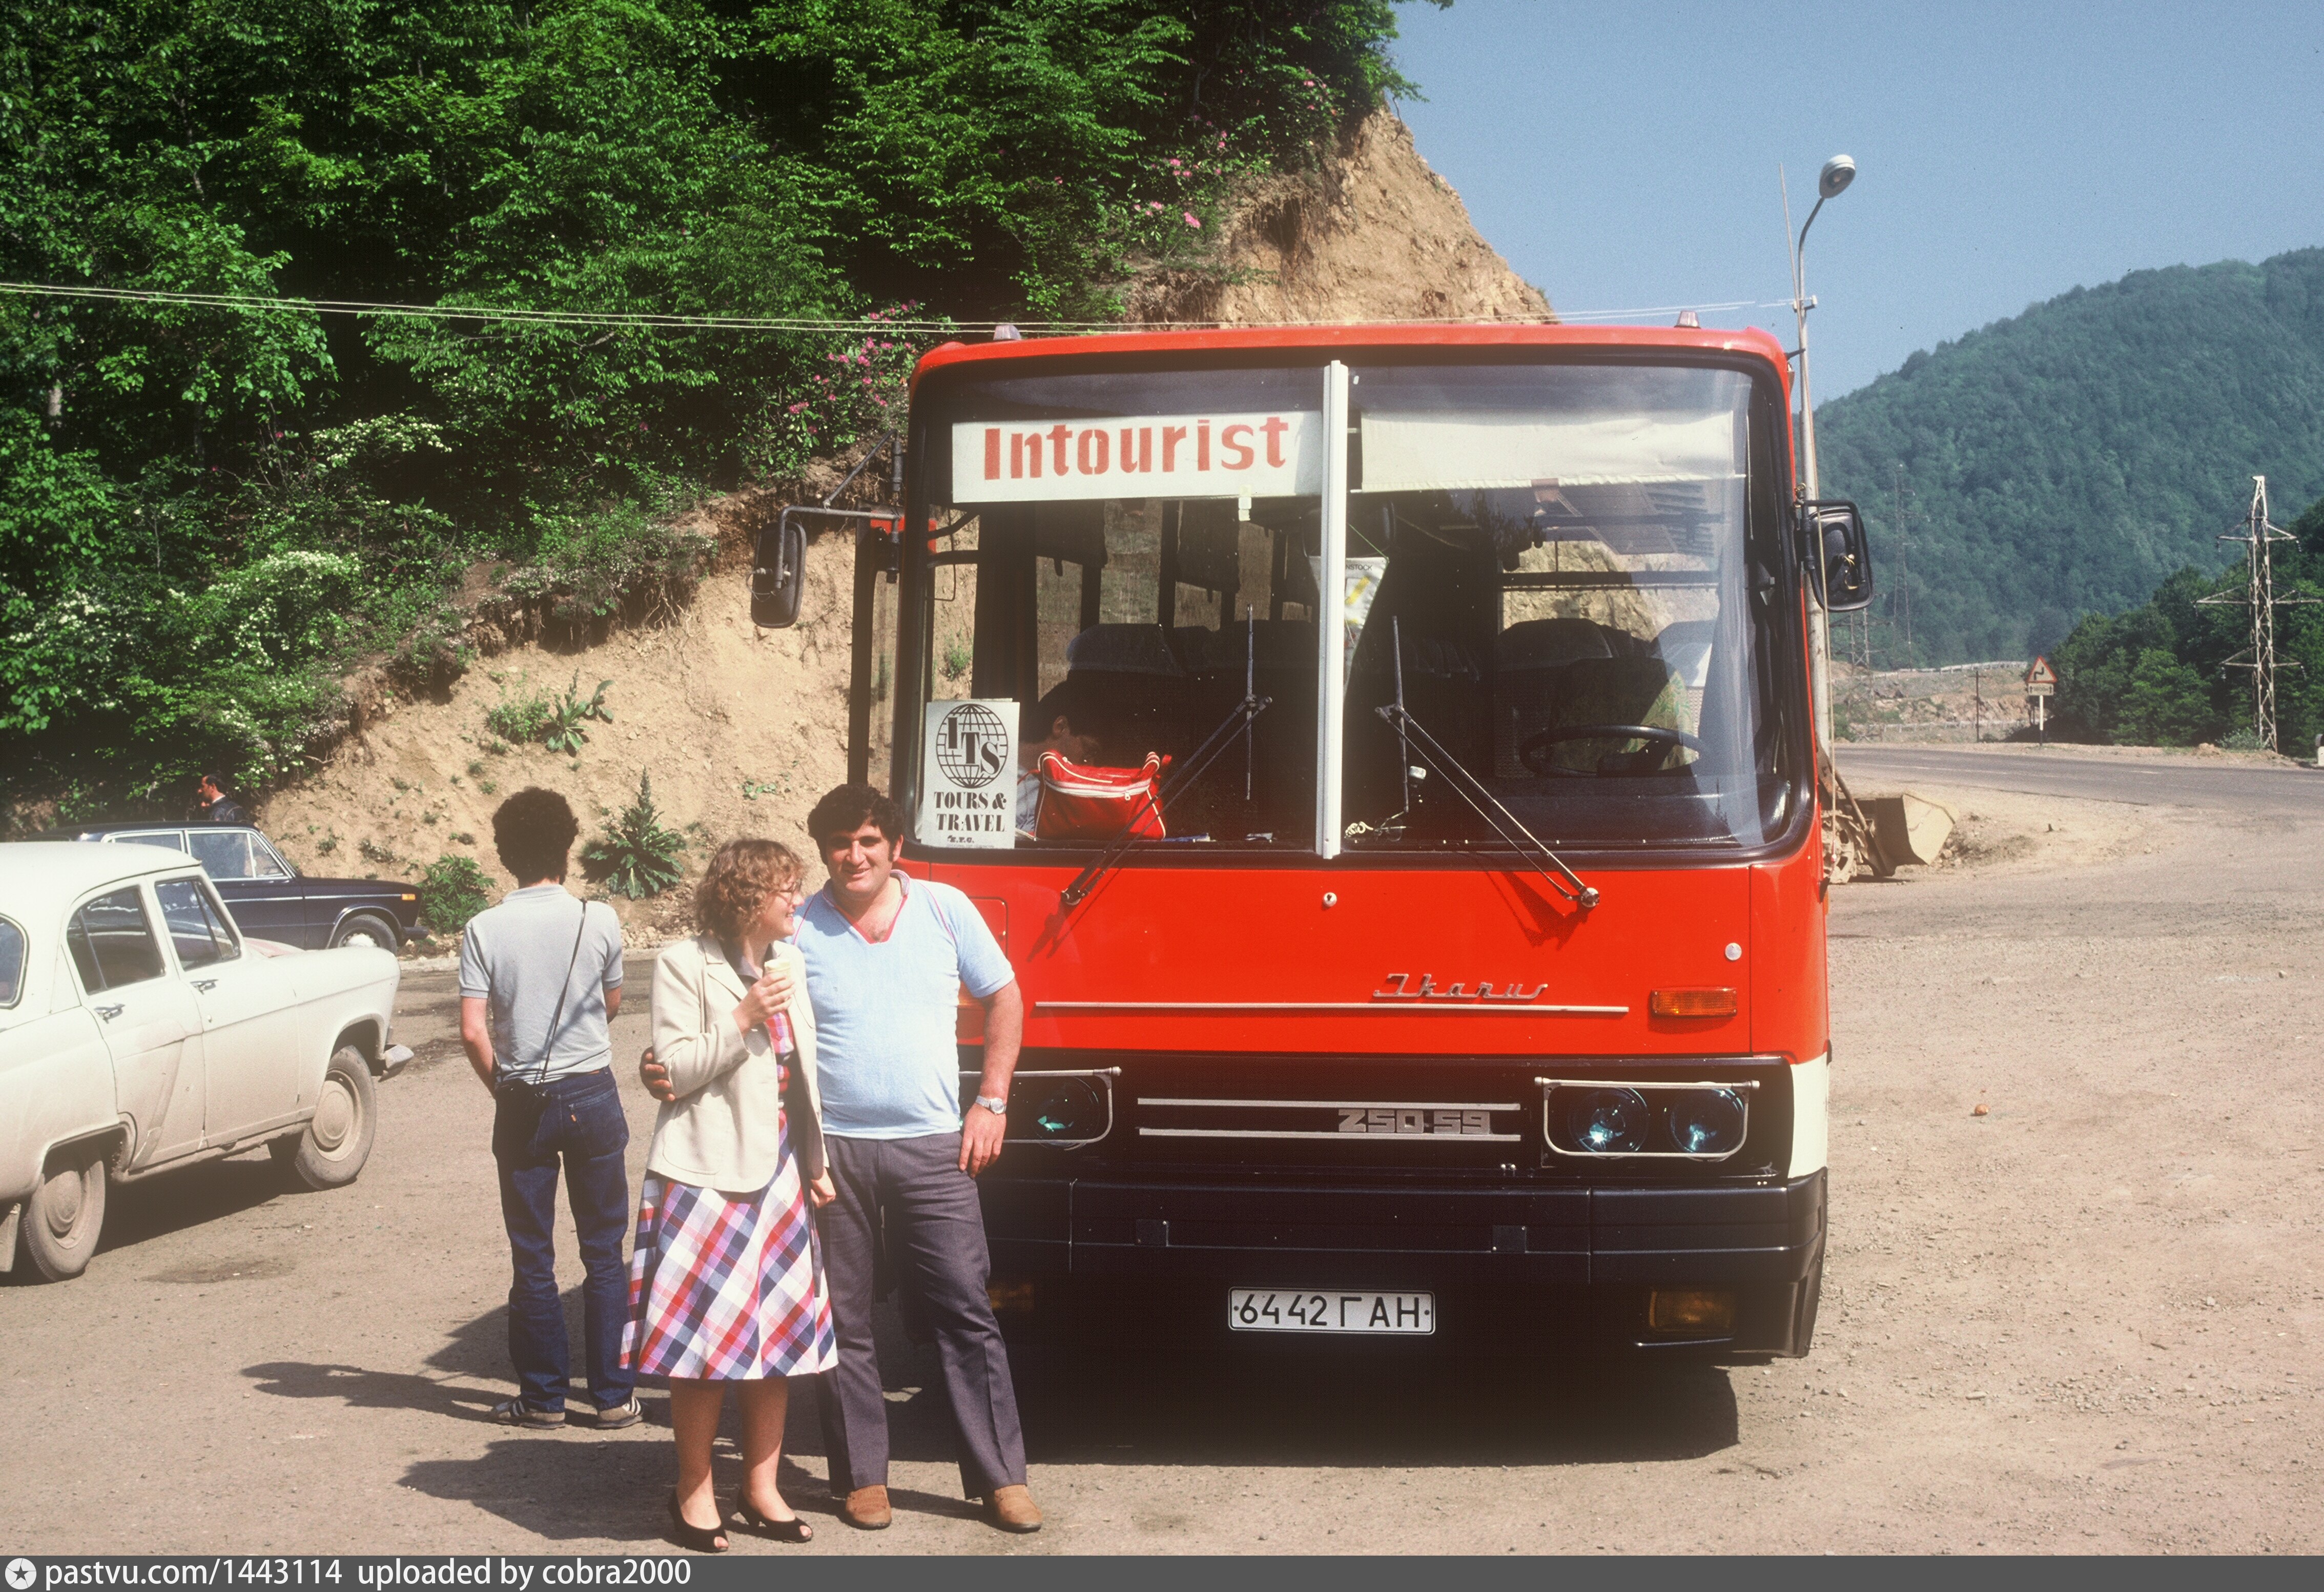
999, 1078, 1106, 1143
1665, 1088, 1746, 1155
1564, 1088, 1650, 1154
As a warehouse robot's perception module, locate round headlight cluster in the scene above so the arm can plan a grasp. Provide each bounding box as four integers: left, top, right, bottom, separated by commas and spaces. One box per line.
1565, 1088, 1651, 1153
1023, 1078, 1103, 1142
1667, 1087, 1747, 1154
1553, 1086, 1746, 1156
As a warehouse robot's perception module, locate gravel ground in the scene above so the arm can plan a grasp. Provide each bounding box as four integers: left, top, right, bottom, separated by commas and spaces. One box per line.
3, 764, 2318, 1556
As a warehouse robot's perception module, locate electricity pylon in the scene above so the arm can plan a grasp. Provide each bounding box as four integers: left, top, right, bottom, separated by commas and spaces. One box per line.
2198, 476, 2315, 752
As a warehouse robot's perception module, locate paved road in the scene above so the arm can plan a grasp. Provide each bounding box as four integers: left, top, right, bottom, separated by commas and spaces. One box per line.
1839, 744, 2322, 815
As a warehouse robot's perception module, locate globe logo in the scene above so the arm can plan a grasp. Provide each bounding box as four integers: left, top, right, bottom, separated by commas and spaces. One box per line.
935, 703, 1007, 789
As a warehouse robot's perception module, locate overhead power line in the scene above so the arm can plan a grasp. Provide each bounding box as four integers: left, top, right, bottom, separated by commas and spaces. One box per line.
0, 279, 1789, 333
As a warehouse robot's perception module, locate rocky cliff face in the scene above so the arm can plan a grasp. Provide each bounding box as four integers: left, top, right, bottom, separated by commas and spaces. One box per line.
1127, 111, 1552, 326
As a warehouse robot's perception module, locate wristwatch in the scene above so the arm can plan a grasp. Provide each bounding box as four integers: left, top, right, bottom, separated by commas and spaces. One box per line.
974, 1094, 1009, 1116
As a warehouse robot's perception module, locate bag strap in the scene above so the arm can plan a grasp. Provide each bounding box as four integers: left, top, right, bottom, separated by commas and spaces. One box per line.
515, 901, 590, 1090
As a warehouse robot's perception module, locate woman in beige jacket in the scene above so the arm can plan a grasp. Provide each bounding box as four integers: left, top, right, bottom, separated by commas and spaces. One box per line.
622, 839, 835, 1552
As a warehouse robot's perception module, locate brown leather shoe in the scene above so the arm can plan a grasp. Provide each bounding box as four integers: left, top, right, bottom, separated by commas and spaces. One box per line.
840, 1485, 892, 1530
984, 1483, 1042, 1534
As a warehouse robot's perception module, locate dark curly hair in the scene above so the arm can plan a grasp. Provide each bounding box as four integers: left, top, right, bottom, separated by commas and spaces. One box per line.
694, 838, 804, 944
492, 787, 580, 883
806, 782, 906, 850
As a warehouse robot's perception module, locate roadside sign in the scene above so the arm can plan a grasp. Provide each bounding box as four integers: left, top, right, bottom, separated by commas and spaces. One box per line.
2024, 656, 2057, 697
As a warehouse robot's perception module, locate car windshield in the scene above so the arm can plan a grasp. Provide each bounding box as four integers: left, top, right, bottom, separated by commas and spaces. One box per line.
912, 365, 1324, 848
1340, 362, 1797, 849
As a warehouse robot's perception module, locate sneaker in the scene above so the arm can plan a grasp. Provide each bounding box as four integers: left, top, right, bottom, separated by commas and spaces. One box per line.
488, 1397, 565, 1429
594, 1394, 645, 1431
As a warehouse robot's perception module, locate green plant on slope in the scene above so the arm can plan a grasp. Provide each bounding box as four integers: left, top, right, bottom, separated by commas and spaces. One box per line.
581, 770, 687, 899
417, 854, 493, 935
484, 682, 554, 746
485, 672, 612, 752
542, 674, 614, 754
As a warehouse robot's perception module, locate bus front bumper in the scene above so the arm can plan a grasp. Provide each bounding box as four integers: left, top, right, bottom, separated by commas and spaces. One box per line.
977, 1169, 1826, 1355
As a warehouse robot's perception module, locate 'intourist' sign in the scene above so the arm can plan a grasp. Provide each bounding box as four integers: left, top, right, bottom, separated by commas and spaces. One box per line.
950, 412, 1323, 502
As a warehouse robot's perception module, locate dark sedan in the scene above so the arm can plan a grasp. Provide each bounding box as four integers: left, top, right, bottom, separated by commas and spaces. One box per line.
42, 823, 422, 950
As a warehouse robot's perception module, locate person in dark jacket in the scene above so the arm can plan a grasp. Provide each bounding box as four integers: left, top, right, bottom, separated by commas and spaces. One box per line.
192, 774, 247, 825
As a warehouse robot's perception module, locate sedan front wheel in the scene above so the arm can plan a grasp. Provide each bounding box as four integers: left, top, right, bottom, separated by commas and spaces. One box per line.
285, 1046, 378, 1191
328, 913, 399, 951
22, 1142, 110, 1282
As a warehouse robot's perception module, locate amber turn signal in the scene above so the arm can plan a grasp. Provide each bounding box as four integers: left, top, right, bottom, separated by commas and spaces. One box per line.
988, 1280, 1036, 1316
1650, 987, 1738, 1018
1647, 1288, 1737, 1333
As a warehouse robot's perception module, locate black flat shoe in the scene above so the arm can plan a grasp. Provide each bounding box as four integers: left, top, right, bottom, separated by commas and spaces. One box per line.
730, 1496, 814, 1543
667, 1489, 729, 1554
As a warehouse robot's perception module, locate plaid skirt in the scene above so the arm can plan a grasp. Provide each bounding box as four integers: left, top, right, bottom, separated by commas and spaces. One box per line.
621, 1120, 837, 1380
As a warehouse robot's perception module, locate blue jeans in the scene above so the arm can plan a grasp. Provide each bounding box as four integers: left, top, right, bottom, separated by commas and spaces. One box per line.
492, 1067, 633, 1415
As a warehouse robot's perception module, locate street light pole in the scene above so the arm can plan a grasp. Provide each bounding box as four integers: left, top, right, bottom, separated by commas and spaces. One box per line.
1787, 154, 1856, 752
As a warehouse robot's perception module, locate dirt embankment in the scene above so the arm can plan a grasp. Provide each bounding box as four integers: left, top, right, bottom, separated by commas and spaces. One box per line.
258, 499, 858, 945
1128, 110, 1552, 325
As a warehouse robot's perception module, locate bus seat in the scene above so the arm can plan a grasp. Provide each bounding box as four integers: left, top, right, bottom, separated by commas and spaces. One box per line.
1171, 619, 1318, 675
1065, 623, 1181, 677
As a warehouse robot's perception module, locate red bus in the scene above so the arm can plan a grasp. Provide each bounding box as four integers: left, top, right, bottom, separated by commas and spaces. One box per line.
834, 323, 1871, 1357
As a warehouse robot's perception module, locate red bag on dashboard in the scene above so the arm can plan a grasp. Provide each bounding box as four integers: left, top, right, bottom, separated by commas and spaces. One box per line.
1036, 751, 1169, 841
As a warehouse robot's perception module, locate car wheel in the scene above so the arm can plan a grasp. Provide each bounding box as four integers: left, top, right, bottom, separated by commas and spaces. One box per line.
330, 913, 399, 951
287, 1046, 378, 1191
22, 1142, 109, 1282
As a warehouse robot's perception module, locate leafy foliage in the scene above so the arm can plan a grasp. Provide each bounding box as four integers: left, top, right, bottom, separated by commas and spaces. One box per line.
1817, 248, 2324, 667
581, 770, 688, 899
0, 0, 1421, 819
417, 853, 495, 935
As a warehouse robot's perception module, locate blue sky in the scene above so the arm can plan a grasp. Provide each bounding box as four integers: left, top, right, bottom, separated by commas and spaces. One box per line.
1388, 1, 2324, 398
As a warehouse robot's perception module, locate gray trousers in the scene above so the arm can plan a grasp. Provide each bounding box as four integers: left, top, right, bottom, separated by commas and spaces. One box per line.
816, 1131, 1026, 1498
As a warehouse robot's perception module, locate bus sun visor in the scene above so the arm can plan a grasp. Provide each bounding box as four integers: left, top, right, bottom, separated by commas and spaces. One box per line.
1358, 409, 1743, 494
951, 412, 1324, 503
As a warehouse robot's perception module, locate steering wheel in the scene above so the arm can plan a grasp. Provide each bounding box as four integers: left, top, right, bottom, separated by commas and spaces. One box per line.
1518, 723, 1703, 778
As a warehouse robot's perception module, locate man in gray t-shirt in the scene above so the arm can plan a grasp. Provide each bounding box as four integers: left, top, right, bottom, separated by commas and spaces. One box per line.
459, 886, 625, 1083
457, 788, 635, 1430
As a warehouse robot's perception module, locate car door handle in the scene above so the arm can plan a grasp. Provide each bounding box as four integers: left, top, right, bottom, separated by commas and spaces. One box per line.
192, 979, 218, 992
96, 1004, 124, 1020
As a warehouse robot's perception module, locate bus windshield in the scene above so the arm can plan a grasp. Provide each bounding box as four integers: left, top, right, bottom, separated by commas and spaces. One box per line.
902, 356, 1800, 855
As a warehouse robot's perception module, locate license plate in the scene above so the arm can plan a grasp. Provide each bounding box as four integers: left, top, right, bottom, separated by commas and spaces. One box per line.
1229, 1288, 1436, 1335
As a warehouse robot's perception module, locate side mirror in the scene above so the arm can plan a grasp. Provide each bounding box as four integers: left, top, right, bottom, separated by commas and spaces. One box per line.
1802, 500, 1874, 613
751, 514, 808, 628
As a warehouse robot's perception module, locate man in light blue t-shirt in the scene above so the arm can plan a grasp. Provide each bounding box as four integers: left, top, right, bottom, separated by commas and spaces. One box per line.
795, 783, 1039, 1536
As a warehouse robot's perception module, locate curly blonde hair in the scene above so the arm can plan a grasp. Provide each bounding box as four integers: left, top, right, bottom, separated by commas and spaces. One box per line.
693, 838, 804, 943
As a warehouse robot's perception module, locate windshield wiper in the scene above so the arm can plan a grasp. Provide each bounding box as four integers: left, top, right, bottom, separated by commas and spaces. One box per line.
1370, 618, 1598, 909
1373, 703, 1600, 908
1062, 614, 1271, 909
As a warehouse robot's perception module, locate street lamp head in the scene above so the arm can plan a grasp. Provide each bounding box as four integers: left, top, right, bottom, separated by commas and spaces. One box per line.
1818, 155, 1857, 200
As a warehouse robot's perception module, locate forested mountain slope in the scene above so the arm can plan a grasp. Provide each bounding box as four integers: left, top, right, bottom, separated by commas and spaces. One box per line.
1815, 247, 2324, 665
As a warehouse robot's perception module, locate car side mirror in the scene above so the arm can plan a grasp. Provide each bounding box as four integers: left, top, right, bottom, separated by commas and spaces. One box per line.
751, 514, 808, 628
1802, 500, 1874, 613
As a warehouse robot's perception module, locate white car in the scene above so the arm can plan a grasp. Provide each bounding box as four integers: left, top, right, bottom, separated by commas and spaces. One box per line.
0, 842, 406, 1281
